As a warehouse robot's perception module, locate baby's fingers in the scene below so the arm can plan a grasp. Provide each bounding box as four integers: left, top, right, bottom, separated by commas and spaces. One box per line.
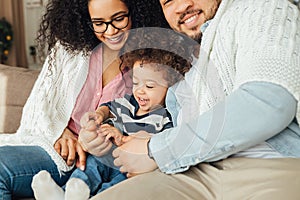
105, 133, 113, 142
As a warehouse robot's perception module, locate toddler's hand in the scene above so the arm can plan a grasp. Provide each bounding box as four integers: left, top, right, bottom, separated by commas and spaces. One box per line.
99, 123, 124, 146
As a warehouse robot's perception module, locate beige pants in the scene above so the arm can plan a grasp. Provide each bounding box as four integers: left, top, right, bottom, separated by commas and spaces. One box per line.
91, 158, 300, 200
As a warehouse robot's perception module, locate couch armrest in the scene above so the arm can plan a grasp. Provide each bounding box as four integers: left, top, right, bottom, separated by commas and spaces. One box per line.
0, 64, 40, 133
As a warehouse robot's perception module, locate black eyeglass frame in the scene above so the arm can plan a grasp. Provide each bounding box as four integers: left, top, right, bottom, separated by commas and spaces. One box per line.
88, 13, 130, 34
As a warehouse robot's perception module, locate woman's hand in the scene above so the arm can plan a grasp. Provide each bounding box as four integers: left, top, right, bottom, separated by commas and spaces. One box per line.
54, 128, 86, 169
78, 119, 113, 157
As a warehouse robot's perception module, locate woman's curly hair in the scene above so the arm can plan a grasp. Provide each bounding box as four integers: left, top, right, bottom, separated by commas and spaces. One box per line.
36, 0, 170, 62
120, 28, 197, 86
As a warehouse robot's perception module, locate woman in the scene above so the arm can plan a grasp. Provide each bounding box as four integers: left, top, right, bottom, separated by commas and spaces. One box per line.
0, 0, 169, 199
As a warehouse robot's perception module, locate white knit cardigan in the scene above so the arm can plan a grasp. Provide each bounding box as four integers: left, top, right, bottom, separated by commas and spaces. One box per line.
192, 0, 300, 124
0, 44, 90, 172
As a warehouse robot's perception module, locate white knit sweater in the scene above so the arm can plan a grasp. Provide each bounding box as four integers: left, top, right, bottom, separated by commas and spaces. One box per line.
192, 0, 300, 123
0, 44, 90, 172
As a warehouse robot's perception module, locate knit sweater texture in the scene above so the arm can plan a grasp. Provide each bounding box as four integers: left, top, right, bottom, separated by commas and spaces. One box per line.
0, 44, 90, 172
193, 0, 300, 123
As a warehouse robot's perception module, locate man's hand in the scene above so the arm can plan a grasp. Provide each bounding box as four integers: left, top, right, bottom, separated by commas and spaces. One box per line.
78, 119, 113, 157
80, 111, 104, 129
54, 128, 86, 169
112, 131, 158, 176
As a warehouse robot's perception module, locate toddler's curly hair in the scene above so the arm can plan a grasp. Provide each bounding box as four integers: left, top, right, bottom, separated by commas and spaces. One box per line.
120, 28, 197, 86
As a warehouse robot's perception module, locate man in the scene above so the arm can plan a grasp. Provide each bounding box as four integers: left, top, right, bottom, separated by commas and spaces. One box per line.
87, 0, 300, 199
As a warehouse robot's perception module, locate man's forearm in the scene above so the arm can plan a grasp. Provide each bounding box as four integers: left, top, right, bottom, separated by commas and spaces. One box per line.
149, 82, 297, 174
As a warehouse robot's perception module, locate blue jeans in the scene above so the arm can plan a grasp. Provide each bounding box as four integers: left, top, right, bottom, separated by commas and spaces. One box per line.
68, 153, 127, 196
0, 146, 72, 200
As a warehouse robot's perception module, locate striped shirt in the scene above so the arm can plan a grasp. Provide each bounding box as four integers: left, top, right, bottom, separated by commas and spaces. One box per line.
102, 94, 173, 135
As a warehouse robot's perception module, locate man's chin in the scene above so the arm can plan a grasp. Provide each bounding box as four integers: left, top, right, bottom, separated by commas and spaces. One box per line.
185, 32, 202, 43
179, 29, 202, 44
192, 32, 202, 43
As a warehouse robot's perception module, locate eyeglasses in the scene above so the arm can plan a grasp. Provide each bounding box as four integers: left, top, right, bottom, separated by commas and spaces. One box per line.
88, 13, 130, 34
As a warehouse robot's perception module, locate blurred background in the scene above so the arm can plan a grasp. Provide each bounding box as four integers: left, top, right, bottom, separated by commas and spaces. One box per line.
0, 0, 47, 69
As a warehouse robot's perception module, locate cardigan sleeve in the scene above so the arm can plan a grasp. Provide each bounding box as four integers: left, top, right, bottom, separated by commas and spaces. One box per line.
233, 0, 300, 123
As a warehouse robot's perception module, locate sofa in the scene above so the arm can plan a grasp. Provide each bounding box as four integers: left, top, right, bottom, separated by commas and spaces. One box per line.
0, 64, 43, 199
0, 63, 40, 134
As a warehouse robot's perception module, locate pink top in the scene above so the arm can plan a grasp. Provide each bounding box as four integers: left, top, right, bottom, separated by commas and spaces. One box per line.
68, 45, 132, 134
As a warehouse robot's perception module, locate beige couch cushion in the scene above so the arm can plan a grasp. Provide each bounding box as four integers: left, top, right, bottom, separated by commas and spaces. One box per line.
0, 64, 40, 133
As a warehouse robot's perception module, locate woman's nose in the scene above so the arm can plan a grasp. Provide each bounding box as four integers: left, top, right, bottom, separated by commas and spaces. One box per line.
104, 24, 118, 35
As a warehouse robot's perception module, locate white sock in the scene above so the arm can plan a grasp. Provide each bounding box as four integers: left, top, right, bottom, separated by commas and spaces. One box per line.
31, 170, 65, 200
65, 178, 90, 200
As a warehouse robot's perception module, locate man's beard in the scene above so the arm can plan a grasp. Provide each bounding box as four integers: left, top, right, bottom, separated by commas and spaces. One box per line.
179, 27, 202, 44
190, 28, 202, 44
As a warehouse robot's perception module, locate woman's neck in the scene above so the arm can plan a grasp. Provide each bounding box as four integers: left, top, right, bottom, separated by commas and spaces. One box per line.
102, 45, 122, 87
102, 45, 120, 69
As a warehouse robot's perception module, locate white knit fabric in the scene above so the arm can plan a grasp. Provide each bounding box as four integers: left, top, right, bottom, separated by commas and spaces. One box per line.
192, 0, 300, 124
0, 43, 90, 172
